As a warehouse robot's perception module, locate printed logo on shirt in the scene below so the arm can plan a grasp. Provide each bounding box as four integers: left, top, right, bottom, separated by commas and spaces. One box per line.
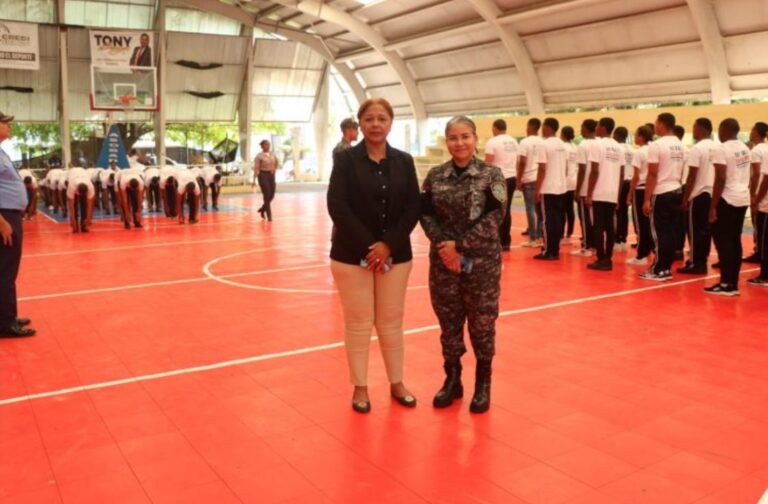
670, 145, 685, 161
605, 146, 622, 162
734, 150, 751, 169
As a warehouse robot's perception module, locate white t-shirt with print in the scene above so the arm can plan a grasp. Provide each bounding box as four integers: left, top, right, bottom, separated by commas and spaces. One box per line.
536, 137, 568, 195
632, 145, 650, 187
564, 142, 578, 191
687, 138, 717, 198
577, 138, 597, 197
484, 134, 519, 179
588, 137, 624, 203
647, 135, 685, 195
519, 135, 543, 184
711, 140, 751, 208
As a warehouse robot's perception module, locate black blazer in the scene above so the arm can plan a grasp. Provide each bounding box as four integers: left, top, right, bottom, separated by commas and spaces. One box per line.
327, 141, 420, 265
130, 46, 152, 67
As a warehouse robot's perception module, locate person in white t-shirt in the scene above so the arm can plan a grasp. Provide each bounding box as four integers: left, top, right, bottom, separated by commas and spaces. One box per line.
201, 166, 222, 211
159, 166, 178, 218
673, 125, 691, 262
533, 117, 568, 260
641, 113, 685, 281
65, 174, 94, 233
627, 125, 655, 265
745, 122, 768, 264
613, 127, 634, 251
679, 118, 716, 274
85, 167, 102, 211
585, 117, 624, 271
516, 118, 544, 247
18, 168, 38, 220
705, 118, 752, 296
142, 167, 161, 213
172, 170, 200, 224
560, 126, 578, 243
748, 133, 768, 286
117, 168, 145, 229
44, 168, 67, 216
484, 119, 519, 250
570, 119, 598, 257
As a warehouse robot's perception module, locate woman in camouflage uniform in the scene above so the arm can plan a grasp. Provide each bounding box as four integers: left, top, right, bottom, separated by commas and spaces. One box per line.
420, 116, 507, 414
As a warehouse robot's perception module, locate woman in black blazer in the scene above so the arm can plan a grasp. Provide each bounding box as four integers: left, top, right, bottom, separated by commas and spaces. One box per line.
327, 98, 421, 413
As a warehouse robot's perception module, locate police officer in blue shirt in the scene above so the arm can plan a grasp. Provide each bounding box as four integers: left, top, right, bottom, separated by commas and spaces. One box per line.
0, 112, 36, 337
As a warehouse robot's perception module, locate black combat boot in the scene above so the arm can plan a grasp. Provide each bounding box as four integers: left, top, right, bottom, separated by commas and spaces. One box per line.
433, 360, 463, 408
469, 359, 492, 414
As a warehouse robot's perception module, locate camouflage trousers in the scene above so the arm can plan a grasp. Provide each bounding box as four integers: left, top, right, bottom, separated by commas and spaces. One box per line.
428, 251, 501, 362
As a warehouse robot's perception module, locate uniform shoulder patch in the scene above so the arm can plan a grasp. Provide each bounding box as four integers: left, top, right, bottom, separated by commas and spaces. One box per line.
491, 181, 507, 203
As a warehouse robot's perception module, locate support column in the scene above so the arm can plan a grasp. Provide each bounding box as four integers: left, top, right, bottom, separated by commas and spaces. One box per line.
312, 67, 330, 181
416, 117, 429, 155
238, 30, 255, 163
154, 0, 167, 165
291, 127, 301, 181
56, 0, 71, 167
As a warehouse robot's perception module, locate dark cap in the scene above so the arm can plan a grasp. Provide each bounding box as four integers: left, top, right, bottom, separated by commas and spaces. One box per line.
0, 111, 13, 123
340, 117, 358, 131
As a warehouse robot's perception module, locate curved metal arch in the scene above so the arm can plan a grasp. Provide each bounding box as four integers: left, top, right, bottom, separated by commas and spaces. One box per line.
170, 0, 366, 105
463, 0, 544, 115
268, 1, 428, 149
685, 0, 731, 104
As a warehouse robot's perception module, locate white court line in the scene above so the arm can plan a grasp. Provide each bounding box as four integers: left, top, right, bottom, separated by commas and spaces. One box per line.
2, 267, 757, 406
24, 232, 319, 258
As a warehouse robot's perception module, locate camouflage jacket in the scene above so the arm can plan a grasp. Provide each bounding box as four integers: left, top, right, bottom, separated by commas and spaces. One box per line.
420, 157, 507, 257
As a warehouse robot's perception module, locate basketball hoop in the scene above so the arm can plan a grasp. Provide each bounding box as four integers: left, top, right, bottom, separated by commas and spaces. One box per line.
118, 94, 138, 113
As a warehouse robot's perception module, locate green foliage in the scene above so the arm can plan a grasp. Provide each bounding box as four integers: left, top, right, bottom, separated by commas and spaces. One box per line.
166, 122, 239, 148
10, 123, 60, 154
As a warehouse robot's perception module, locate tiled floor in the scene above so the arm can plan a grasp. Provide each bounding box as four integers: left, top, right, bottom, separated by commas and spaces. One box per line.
1, 191, 766, 503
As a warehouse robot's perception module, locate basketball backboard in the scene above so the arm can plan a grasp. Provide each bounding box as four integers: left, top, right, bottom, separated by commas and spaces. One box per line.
90, 65, 158, 111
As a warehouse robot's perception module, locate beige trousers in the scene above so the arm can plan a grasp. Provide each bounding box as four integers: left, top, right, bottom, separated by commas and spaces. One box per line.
330, 260, 412, 386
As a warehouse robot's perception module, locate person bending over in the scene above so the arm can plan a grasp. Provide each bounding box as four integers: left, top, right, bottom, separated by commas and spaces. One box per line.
175, 173, 200, 224
201, 166, 222, 211
118, 169, 145, 229
18, 169, 38, 220
66, 178, 94, 233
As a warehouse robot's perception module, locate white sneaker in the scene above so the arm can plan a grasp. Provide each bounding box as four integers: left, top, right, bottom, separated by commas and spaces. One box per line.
560, 238, 572, 246
583, 249, 594, 257
570, 248, 586, 256
533, 239, 544, 247
626, 256, 648, 266
615, 243, 627, 252
521, 240, 538, 248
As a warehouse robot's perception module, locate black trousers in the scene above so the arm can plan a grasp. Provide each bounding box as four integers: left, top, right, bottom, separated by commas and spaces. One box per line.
577, 197, 594, 250
499, 177, 516, 247
209, 183, 220, 209
712, 200, 747, 286
107, 185, 117, 212
148, 183, 161, 211
591, 201, 617, 262
93, 181, 102, 209
757, 212, 768, 279
617, 180, 631, 243
541, 193, 564, 257
182, 192, 198, 221
73, 194, 88, 226
0, 210, 22, 330
257, 171, 276, 219
633, 188, 654, 259
165, 185, 177, 217
562, 190, 575, 237
688, 192, 712, 268
651, 190, 682, 274
676, 184, 689, 253
127, 187, 140, 224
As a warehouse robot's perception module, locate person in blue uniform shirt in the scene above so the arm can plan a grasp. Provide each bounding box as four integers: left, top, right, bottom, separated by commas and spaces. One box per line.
0, 112, 36, 337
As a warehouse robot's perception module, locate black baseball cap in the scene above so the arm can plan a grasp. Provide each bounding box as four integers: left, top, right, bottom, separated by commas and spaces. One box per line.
0, 112, 13, 123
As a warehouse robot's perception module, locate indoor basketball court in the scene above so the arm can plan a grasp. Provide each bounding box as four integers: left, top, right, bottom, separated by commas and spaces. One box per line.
2, 192, 766, 504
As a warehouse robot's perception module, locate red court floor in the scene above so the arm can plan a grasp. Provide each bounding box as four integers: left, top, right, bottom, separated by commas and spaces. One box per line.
2, 190, 767, 504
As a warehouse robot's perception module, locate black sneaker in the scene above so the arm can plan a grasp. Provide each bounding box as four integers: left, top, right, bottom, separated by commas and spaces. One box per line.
676, 264, 707, 275
712, 262, 720, 269
533, 253, 559, 261
587, 260, 612, 271
743, 254, 760, 264
640, 270, 672, 282
704, 283, 739, 296
746, 277, 768, 287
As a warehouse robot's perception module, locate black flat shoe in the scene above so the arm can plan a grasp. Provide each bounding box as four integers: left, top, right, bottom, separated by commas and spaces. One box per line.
16, 318, 31, 326
0, 324, 36, 338
352, 401, 371, 414
391, 392, 417, 408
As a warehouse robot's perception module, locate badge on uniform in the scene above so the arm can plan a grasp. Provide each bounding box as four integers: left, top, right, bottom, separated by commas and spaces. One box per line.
491, 182, 507, 203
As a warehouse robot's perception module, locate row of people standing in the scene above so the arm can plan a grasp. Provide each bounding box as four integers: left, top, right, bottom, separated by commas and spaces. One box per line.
328, 99, 506, 414
484, 113, 765, 296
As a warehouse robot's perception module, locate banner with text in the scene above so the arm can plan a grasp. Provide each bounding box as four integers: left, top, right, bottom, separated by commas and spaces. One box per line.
96, 124, 130, 169
0, 21, 39, 71
90, 30, 155, 68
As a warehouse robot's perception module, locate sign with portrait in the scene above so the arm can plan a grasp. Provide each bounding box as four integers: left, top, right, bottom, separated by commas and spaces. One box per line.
89, 30, 154, 68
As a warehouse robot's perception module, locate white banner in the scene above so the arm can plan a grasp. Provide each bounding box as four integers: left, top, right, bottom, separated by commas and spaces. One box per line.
90, 30, 154, 68
0, 21, 39, 71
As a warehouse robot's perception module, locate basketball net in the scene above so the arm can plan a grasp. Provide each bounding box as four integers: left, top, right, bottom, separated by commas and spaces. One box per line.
105, 95, 138, 129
